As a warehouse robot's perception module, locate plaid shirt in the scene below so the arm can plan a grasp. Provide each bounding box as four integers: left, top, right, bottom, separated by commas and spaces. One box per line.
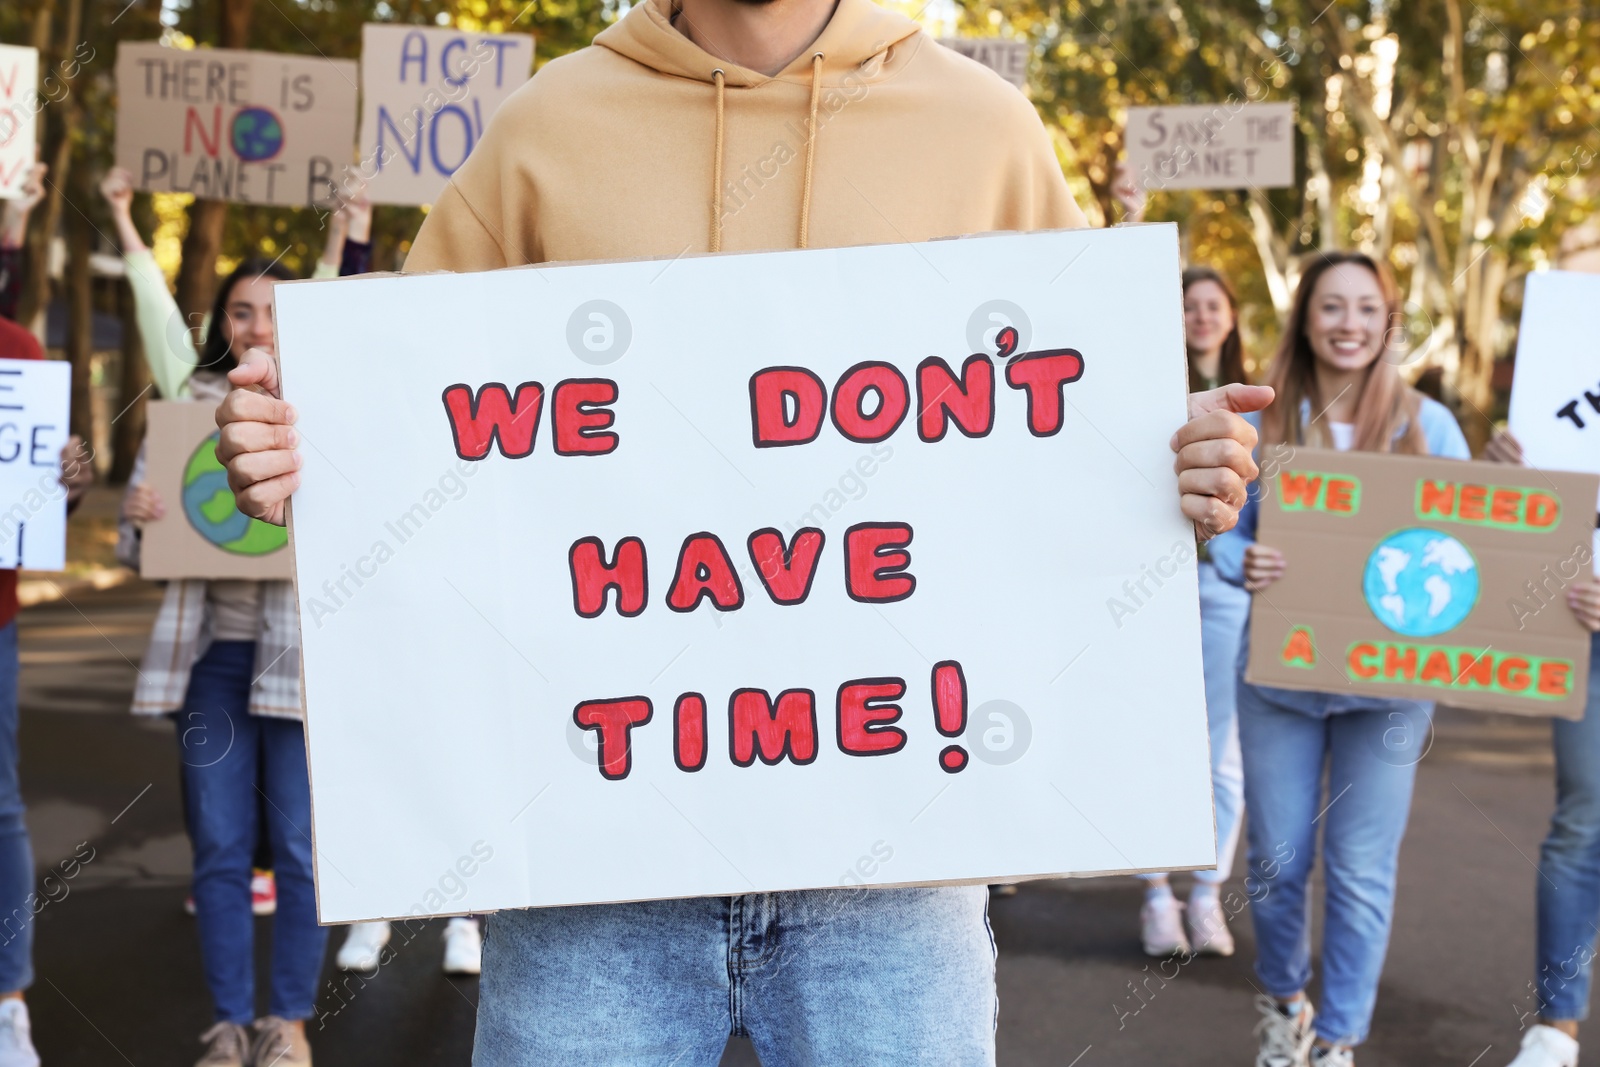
118, 373, 303, 720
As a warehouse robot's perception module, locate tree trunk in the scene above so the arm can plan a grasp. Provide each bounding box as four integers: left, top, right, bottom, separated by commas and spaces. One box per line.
14, 0, 85, 337
173, 0, 257, 323
110, 282, 150, 484
63, 166, 94, 447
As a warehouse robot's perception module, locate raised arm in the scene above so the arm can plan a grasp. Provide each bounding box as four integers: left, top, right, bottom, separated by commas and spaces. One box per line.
101, 168, 198, 399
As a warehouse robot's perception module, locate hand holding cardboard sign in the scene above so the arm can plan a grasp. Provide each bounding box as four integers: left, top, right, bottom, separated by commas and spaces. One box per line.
216, 347, 299, 527
1571, 579, 1600, 632
1244, 543, 1287, 592
1173, 383, 1273, 540
122, 483, 164, 527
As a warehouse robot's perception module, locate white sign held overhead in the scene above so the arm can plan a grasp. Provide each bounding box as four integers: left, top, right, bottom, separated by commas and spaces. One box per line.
276, 224, 1215, 923
114, 42, 359, 209
0, 45, 40, 199
358, 25, 535, 206
0, 359, 70, 571
938, 38, 1028, 88
1125, 102, 1295, 192
1509, 270, 1600, 561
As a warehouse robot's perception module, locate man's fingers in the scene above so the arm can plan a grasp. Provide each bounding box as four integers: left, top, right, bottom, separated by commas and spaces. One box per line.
1186, 383, 1275, 420
227, 347, 282, 399
226, 449, 302, 489
219, 421, 299, 458
216, 390, 294, 443
1180, 492, 1238, 538
1178, 466, 1248, 511
1174, 438, 1258, 483
1171, 408, 1259, 456
231, 473, 296, 524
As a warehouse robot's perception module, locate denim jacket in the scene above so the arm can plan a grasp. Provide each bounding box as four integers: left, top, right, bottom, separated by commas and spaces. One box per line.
1208, 395, 1471, 718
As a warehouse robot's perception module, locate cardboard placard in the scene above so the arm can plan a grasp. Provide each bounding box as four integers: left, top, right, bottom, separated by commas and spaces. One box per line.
1125, 102, 1295, 192
0, 358, 69, 571
276, 224, 1217, 922
114, 42, 358, 209
1245, 447, 1597, 718
0, 45, 39, 199
1509, 270, 1600, 563
141, 401, 291, 580
357, 25, 534, 207
938, 38, 1028, 87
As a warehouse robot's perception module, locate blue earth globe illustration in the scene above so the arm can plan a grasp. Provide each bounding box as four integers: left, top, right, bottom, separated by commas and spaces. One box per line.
1361, 527, 1479, 638
230, 107, 284, 162
182, 432, 287, 556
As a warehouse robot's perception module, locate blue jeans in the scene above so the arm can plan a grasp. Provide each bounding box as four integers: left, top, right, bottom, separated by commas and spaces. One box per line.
179, 640, 326, 1023
1237, 679, 1430, 1045
0, 622, 33, 993
1144, 563, 1247, 886
473, 886, 996, 1066
1534, 633, 1600, 1020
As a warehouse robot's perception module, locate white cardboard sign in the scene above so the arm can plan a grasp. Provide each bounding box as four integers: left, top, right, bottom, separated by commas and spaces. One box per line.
276, 225, 1215, 922
1510, 270, 1600, 561
0, 46, 39, 199
1125, 102, 1295, 192
114, 42, 358, 209
0, 359, 69, 571
357, 25, 534, 207
938, 38, 1028, 88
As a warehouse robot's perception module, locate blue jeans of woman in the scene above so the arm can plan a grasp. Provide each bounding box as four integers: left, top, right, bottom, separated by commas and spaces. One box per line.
1237, 679, 1430, 1046
473, 885, 996, 1066
1534, 632, 1600, 1020
0, 622, 34, 993
179, 640, 326, 1023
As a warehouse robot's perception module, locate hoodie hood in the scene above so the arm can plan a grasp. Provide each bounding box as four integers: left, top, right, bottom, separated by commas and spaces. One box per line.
594, 0, 922, 88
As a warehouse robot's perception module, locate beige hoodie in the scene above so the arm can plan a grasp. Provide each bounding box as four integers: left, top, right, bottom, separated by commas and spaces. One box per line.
404, 0, 1086, 271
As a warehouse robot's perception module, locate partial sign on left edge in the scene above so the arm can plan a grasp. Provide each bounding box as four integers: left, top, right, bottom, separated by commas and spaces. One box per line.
0, 46, 40, 200
0, 359, 70, 571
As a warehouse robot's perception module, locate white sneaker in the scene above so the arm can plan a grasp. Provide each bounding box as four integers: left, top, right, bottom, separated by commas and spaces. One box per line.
1508, 1025, 1579, 1067
336, 920, 391, 971
1140, 894, 1191, 957
442, 917, 482, 975
1254, 994, 1316, 1067
1311, 1046, 1354, 1067
1186, 890, 1235, 957
0, 1000, 39, 1067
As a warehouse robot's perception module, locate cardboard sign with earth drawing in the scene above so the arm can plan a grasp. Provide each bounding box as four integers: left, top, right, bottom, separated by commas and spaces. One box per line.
140, 401, 291, 580
1245, 447, 1598, 719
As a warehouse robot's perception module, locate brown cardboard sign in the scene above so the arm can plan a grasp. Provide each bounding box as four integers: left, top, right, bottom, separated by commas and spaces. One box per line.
114, 42, 358, 209
1246, 447, 1597, 719
141, 401, 291, 580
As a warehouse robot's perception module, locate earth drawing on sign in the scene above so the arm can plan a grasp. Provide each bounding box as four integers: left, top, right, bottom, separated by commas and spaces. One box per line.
182, 431, 288, 557
1360, 527, 1478, 638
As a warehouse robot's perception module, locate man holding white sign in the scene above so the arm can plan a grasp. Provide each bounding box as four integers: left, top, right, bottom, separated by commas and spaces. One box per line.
217, 0, 1268, 1064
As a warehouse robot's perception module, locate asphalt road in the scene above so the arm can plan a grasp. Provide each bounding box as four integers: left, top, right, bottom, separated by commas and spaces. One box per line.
15, 580, 1561, 1066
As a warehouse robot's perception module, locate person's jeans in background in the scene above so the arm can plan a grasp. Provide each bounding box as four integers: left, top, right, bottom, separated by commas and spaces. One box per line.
473, 885, 996, 1066
1142, 562, 1248, 887
1534, 632, 1600, 1020
1237, 679, 1430, 1046
0, 622, 34, 993
179, 640, 326, 1024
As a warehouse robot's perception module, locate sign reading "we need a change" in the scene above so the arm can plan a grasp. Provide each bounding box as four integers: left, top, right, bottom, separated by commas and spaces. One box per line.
277, 225, 1217, 921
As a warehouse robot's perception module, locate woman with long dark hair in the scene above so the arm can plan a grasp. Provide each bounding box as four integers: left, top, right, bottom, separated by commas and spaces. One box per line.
102, 166, 373, 1067
1209, 251, 1469, 1067
1136, 266, 1255, 959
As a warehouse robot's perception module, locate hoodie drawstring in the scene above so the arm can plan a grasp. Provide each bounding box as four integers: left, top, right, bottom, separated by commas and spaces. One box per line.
709, 52, 825, 253
710, 68, 726, 253
798, 52, 823, 250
